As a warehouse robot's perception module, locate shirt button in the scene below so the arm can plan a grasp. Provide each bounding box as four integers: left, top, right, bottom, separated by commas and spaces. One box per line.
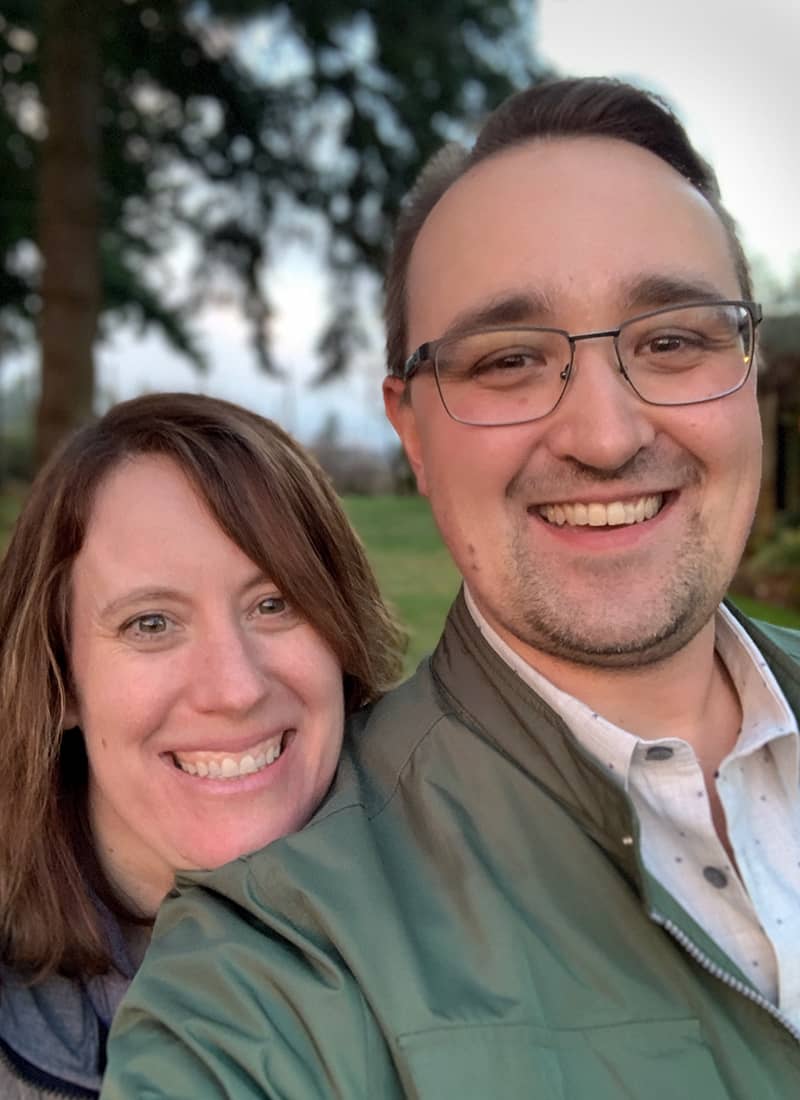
703, 866, 728, 889
645, 746, 674, 761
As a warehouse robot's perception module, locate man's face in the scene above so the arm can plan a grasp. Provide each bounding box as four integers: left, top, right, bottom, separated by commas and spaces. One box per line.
384, 136, 762, 669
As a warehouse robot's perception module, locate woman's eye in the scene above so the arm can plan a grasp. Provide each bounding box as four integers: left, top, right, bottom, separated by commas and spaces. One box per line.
256, 595, 287, 616
123, 613, 169, 637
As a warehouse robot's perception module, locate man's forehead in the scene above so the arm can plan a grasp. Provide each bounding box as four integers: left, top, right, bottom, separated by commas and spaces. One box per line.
405, 135, 738, 342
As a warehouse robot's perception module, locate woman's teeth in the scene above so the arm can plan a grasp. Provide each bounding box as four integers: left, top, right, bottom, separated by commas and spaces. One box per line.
538, 493, 663, 528
172, 732, 287, 780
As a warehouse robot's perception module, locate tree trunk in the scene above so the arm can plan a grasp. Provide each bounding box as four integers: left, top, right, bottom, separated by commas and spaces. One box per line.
35, 0, 102, 467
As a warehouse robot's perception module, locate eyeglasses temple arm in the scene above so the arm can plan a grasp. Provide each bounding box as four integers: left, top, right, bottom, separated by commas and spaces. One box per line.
402, 343, 431, 381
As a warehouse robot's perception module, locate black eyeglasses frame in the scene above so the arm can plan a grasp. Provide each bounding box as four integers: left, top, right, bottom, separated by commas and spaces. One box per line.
400, 299, 763, 427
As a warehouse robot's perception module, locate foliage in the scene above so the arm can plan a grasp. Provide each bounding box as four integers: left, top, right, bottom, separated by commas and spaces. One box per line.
729, 595, 800, 630
0, 0, 539, 386
751, 527, 800, 571
734, 526, 800, 613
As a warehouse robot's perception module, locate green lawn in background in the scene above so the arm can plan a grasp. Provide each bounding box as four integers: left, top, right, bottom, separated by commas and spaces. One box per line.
0, 490, 798, 676
342, 495, 460, 673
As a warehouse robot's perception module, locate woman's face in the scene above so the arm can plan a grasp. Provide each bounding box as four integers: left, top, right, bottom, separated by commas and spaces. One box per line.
67, 454, 345, 912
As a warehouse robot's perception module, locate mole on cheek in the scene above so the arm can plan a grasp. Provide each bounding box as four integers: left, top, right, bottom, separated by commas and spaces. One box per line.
101, 737, 108, 749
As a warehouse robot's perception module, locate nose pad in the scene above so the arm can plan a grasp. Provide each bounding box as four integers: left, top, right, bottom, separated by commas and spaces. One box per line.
617, 362, 634, 387
612, 341, 632, 384
544, 337, 656, 470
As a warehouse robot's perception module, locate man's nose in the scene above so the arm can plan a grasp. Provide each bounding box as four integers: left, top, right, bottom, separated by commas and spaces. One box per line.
542, 336, 656, 471
187, 626, 269, 715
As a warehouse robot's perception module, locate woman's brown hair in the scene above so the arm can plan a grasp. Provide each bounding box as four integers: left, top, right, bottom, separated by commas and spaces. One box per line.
0, 392, 405, 980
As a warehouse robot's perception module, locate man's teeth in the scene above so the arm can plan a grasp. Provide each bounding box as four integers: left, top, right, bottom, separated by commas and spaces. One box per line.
173, 733, 286, 780
539, 494, 663, 528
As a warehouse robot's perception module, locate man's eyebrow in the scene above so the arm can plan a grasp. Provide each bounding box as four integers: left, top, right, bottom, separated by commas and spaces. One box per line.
433, 277, 730, 343
441, 291, 555, 338
620, 274, 731, 313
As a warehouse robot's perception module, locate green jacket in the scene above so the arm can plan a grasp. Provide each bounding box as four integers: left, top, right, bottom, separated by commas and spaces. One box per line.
103, 596, 800, 1099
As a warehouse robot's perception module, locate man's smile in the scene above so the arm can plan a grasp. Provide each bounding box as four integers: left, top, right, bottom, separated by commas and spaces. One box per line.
536, 493, 664, 528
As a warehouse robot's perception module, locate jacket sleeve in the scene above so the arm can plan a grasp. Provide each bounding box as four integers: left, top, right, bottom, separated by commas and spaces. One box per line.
100, 871, 402, 1100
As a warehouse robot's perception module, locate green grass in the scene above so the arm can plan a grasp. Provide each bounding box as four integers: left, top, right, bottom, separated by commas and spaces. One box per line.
342, 495, 459, 672
727, 595, 800, 630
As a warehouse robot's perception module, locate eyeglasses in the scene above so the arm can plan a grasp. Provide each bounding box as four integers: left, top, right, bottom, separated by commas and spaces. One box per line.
401, 300, 762, 427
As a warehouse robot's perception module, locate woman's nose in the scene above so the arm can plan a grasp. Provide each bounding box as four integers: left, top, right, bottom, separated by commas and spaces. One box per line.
187, 627, 270, 716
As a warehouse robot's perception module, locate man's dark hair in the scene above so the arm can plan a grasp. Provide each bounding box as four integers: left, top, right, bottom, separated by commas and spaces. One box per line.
385, 77, 752, 377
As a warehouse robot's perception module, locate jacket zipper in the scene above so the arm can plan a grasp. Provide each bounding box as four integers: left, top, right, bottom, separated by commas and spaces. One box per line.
650, 909, 800, 1043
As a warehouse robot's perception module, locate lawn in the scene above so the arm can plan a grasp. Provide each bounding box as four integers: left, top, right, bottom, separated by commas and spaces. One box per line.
343, 495, 460, 672
1, 489, 798, 675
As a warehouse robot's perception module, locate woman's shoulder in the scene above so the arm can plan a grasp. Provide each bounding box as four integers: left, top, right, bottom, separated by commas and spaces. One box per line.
0, 959, 122, 1099
0, 1055, 56, 1100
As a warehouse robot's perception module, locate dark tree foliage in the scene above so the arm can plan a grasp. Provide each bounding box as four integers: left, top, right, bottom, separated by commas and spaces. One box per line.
0, 0, 539, 461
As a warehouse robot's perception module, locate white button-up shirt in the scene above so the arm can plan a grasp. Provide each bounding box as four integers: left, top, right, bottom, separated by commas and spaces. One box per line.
465, 590, 800, 1024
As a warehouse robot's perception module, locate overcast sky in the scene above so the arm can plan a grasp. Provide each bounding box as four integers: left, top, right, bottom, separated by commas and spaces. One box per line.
538, 0, 799, 281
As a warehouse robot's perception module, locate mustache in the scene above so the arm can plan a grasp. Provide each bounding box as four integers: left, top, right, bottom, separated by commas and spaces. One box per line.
506, 447, 702, 501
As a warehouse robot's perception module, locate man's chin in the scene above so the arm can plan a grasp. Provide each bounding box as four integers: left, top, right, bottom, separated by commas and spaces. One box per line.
513, 596, 717, 671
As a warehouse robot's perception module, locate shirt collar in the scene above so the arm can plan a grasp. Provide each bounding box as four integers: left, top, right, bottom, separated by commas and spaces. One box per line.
463, 587, 798, 791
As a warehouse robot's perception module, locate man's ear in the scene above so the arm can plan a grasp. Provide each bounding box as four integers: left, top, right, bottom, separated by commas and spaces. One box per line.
383, 376, 429, 497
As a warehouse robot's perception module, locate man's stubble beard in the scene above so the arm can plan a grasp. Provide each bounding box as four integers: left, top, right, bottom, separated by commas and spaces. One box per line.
496, 506, 731, 671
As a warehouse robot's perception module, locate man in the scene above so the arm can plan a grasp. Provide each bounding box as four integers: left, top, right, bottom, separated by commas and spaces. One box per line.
104, 79, 800, 1098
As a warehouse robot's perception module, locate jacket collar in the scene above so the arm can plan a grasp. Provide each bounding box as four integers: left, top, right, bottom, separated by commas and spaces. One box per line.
430, 589, 800, 896
431, 589, 643, 885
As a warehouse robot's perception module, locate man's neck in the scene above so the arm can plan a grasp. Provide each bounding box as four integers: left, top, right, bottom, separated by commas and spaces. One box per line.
484, 609, 742, 771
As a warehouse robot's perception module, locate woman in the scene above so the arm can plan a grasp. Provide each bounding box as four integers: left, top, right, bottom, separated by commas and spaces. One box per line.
0, 392, 404, 1099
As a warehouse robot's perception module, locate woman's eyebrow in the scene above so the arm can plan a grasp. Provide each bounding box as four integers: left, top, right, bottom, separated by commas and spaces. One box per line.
99, 587, 190, 620
238, 571, 275, 598
100, 572, 274, 620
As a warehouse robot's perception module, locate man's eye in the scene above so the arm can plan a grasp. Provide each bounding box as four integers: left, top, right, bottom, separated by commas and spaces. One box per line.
472, 348, 545, 374
649, 335, 690, 352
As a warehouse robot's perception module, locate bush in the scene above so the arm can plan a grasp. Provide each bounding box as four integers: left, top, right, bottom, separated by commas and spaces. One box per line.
736, 526, 800, 610
310, 443, 395, 495
0, 427, 35, 482
752, 527, 800, 570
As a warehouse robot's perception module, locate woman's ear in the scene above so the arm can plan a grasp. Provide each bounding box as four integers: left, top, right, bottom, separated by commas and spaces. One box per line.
62, 695, 80, 731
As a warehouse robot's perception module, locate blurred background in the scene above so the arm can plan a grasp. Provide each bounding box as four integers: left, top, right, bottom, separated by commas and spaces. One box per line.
0, 0, 797, 665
